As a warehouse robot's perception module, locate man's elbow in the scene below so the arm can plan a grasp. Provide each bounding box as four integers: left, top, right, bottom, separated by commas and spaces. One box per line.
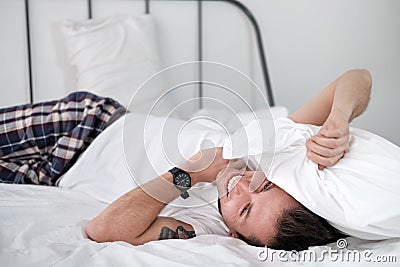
348, 68, 372, 89
85, 219, 109, 243
359, 68, 372, 89
85, 219, 143, 246
359, 69, 372, 105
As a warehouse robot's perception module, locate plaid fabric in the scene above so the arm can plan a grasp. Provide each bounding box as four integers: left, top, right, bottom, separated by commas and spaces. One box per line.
0, 91, 125, 186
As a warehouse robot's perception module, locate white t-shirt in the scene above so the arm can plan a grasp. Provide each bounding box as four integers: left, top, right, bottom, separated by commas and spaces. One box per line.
159, 183, 228, 236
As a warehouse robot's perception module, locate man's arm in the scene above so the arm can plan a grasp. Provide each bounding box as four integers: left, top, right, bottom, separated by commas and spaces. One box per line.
85, 148, 228, 245
289, 69, 372, 125
289, 69, 372, 169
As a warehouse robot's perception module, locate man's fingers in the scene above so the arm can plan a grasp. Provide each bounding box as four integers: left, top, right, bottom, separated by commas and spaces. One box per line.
227, 158, 246, 171
217, 167, 243, 179
307, 135, 350, 169
319, 128, 347, 138
248, 172, 266, 193
318, 164, 325, 170
306, 150, 344, 168
311, 134, 349, 149
306, 139, 348, 158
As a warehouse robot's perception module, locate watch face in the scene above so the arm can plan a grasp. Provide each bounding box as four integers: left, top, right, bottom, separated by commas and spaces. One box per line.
175, 173, 191, 188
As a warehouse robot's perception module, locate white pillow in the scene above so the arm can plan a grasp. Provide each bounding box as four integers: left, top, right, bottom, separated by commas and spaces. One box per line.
61, 15, 169, 113
223, 117, 400, 240
190, 106, 288, 133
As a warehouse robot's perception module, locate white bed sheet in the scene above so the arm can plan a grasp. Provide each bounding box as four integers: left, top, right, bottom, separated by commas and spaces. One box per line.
1, 108, 400, 266
1, 183, 399, 267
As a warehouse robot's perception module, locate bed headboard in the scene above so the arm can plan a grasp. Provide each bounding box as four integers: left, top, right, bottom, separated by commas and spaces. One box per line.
19, 0, 274, 109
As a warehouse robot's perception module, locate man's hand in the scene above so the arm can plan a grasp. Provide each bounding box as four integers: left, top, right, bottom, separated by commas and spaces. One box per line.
180, 147, 228, 184
289, 69, 371, 169
180, 147, 245, 184
306, 108, 350, 170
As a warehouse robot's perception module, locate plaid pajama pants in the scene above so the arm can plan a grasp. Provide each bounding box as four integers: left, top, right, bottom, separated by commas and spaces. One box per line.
0, 91, 125, 186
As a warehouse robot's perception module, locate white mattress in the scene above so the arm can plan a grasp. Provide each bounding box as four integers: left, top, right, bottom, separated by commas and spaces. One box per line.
1, 183, 399, 267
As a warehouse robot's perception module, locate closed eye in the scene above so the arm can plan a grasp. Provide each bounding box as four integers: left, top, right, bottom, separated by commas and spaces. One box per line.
240, 203, 250, 217
262, 181, 273, 191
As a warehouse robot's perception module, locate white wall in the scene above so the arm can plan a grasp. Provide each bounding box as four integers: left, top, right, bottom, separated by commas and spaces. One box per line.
242, 0, 400, 145
0, 0, 399, 145
0, 0, 29, 106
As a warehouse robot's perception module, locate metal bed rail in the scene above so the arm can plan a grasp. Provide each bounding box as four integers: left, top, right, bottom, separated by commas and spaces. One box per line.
24, 0, 275, 107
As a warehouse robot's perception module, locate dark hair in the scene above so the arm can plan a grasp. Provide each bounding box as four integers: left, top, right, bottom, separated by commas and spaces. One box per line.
236, 231, 264, 247
237, 204, 347, 251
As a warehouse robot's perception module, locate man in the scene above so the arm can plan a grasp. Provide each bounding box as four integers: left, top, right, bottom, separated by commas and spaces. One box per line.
86, 69, 383, 250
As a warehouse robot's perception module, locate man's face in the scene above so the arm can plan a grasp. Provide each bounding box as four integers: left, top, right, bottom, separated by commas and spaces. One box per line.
216, 170, 300, 244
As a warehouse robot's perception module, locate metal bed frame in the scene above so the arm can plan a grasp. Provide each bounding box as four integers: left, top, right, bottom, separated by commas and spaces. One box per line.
23, 0, 275, 107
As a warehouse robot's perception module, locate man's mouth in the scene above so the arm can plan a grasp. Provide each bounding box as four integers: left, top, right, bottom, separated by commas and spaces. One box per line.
227, 175, 242, 193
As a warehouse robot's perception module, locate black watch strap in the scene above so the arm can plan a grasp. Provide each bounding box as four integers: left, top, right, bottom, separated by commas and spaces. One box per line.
169, 167, 191, 199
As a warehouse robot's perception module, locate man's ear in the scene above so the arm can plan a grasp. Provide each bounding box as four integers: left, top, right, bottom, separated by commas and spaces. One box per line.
228, 231, 238, 238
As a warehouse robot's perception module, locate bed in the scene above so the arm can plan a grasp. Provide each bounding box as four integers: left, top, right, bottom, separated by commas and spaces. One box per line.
1, 0, 400, 266
2, 112, 400, 266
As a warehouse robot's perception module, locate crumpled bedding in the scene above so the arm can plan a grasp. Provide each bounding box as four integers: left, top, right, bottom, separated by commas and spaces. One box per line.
1, 183, 399, 267
2, 112, 400, 266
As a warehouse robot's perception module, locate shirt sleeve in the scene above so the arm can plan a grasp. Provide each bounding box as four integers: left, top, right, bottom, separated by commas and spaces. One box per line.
159, 201, 229, 236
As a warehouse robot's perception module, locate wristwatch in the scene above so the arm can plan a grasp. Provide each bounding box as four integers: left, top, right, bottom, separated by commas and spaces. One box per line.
169, 167, 191, 199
